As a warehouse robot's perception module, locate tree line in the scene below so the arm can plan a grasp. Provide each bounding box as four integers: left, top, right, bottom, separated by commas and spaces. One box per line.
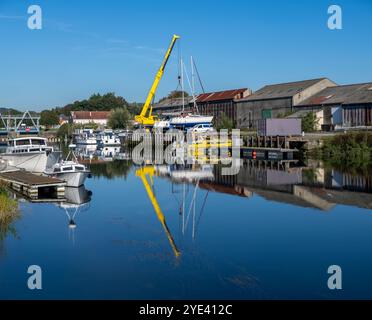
2, 90, 189, 130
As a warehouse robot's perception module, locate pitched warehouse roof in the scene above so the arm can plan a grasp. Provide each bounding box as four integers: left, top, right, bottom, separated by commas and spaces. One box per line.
241, 78, 334, 101
154, 96, 193, 109
296, 83, 372, 106
196, 88, 250, 103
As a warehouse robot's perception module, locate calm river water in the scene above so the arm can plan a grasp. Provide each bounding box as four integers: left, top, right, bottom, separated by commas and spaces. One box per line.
1, 146, 372, 299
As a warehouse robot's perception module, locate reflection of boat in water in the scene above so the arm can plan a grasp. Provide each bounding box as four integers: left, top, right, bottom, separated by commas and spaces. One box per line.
75, 145, 97, 160
62, 186, 92, 209
1, 137, 56, 173
97, 146, 121, 162
155, 164, 214, 183
57, 186, 92, 242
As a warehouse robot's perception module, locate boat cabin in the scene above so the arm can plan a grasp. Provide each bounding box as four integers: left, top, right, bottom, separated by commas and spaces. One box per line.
6, 137, 53, 154
51, 161, 88, 174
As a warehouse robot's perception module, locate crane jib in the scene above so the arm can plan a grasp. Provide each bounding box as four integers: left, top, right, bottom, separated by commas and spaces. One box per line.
135, 34, 180, 126
161, 39, 178, 71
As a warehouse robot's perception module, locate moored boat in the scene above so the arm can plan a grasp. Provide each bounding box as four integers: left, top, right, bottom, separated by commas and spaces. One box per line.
1, 137, 54, 173
44, 151, 90, 187
75, 129, 97, 145
97, 130, 121, 146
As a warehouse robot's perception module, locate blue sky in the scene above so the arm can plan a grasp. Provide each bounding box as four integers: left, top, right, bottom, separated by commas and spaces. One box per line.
0, 0, 372, 111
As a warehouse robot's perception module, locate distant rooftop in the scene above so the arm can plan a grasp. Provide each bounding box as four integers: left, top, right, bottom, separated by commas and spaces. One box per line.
240, 78, 333, 101
154, 96, 193, 109
71, 111, 111, 120
196, 88, 250, 103
296, 82, 372, 106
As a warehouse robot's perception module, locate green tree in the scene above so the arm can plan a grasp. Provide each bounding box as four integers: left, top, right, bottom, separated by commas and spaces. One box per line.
40, 110, 59, 127
216, 113, 234, 130
108, 108, 130, 129
158, 90, 189, 103
302, 112, 319, 133
57, 123, 72, 138
127, 102, 143, 115
57, 92, 130, 116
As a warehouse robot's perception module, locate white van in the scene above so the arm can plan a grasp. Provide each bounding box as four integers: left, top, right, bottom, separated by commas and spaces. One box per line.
189, 124, 214, 133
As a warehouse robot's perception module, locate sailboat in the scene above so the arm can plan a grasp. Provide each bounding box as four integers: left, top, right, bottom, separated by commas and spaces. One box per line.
154, 57, 213, 131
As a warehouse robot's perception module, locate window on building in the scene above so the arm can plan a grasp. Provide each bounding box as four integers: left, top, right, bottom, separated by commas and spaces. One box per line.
262, 109, 272, 119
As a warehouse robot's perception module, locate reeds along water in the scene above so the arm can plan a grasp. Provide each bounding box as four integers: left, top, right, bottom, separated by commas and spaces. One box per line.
0, 183, 19, 242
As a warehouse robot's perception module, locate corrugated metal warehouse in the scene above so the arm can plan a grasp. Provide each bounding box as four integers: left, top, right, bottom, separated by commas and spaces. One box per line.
295, 82, 372, 129
195, 88, 251, 126
236, 78, 337, 129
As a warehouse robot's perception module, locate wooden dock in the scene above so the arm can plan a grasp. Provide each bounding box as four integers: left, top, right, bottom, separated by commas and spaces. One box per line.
0, 170, 66, 202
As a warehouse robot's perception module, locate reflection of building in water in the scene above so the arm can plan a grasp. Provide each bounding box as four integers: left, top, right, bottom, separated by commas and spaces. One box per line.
205, 161, 332, 210
326, 170, 372, 193
57, 186, 92, 244
191, 160, 372, 211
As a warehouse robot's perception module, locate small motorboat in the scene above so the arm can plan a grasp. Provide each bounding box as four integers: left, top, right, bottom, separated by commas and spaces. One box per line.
44, 151, 90, 188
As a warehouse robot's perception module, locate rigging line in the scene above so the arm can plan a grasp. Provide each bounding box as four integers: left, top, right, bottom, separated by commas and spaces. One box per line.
182, 61, 199, 114
195, 190, 209, 235
185, 180, 200, 230
193, 58, 205, 94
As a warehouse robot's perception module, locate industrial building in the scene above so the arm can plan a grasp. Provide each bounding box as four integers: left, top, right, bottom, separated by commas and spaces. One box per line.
295, 82, 372, 130
152, 78, 372, 131
195, 88, 251, 126
70, 111, 111, 126
236, 78, 337, 129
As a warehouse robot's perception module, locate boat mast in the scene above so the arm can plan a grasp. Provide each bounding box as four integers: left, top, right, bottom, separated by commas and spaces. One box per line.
181, 57, 185, 113
191, 56, 199, 114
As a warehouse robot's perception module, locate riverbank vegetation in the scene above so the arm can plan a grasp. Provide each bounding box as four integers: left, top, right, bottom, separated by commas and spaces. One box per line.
320, 132, 372, 174
108, 108, 131, 129
0, 184, 19, 244
302, 112, 319, 133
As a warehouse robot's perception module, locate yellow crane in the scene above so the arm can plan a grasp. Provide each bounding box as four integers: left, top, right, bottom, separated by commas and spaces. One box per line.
135, 166, 181, 258
135, 34, 180, 127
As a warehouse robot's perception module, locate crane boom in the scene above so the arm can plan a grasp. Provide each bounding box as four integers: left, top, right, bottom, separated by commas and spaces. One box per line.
136, 166, 181, 258
135, 34, 180, 127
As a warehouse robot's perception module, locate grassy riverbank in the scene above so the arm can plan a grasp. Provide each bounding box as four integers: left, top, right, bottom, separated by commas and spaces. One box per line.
0, 184, 19, 242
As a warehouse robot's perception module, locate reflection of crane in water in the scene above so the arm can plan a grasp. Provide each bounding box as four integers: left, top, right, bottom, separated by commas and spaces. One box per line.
155, 164, 213, 241
135, 166, 181, 259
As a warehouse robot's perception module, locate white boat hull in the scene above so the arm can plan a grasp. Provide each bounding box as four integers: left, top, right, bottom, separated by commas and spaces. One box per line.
50, 171, 89, 188
170, 115, 213, 128
76, 141, 97, 145
1, 152, 49, 173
